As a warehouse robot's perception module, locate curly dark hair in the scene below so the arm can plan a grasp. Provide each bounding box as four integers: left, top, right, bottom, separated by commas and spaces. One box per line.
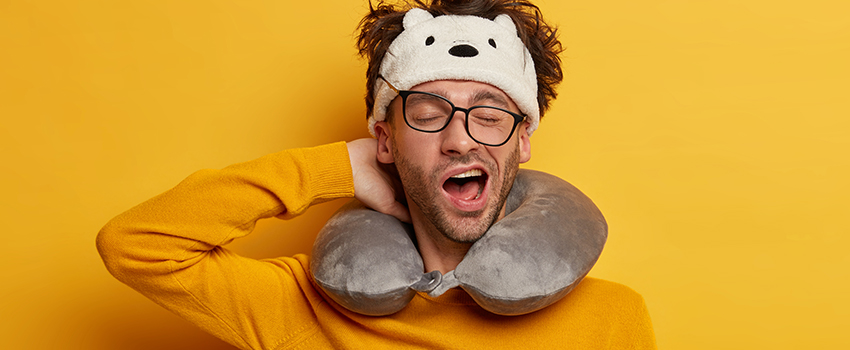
356, 0, 564, 120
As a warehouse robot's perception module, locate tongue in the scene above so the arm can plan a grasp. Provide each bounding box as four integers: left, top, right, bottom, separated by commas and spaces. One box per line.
444, 180, 481, 201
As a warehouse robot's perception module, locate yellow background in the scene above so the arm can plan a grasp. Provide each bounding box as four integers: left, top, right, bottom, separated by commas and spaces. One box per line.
1, 0, 848, 348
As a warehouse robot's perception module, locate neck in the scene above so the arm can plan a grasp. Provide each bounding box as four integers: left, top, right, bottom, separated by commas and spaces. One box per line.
406, 201, 473, 274
406, 197, 508, 275
413, 221, 473, 274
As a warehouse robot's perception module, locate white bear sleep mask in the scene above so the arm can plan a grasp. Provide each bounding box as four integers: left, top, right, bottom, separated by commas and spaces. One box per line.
369, 8, 540, 136
310, 170, 607, 316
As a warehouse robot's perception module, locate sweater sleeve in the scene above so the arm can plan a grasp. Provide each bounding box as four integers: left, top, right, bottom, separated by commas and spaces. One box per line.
96, 142, 355, 350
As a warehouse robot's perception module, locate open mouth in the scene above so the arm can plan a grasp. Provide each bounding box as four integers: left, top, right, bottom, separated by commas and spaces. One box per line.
443, 169, 488, 201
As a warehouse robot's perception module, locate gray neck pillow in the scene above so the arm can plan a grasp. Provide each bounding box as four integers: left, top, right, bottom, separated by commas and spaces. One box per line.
310, 169, 607, 316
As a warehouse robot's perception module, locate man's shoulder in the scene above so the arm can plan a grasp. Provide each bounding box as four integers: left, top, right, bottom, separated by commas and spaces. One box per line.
542, 277, 656, 348
564, 276, 649, 311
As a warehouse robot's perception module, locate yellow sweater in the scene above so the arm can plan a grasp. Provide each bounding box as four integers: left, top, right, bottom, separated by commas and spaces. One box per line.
97, 142, 657, 350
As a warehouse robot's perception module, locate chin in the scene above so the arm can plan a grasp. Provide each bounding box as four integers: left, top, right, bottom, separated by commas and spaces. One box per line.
433, 201, 504, 244
443, 229, 487, 244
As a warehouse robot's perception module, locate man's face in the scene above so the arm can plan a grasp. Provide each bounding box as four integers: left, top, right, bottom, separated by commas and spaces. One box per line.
375, 80, 531, 243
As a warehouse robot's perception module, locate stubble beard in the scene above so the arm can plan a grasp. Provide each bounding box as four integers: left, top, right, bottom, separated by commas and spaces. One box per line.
393, 143, 520, 244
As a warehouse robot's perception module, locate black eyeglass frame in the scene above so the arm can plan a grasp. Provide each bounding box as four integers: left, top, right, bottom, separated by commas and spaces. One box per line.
380, 76, 526, 147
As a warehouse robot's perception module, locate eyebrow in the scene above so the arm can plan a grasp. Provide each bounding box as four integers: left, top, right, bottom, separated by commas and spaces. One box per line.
471, 90, 510, 108
422, 88, 511, 108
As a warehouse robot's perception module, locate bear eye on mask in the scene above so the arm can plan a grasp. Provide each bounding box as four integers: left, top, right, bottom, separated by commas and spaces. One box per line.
310, 170, 607, 316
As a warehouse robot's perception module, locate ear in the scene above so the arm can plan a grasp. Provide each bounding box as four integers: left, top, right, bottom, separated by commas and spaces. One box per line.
374, 121, 395, 164
403, 8, 434, 30
493, 14, 518, 37
517, 122, 531, 163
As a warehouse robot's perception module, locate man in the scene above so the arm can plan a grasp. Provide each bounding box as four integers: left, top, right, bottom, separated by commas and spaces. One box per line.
98, 0, 656, 348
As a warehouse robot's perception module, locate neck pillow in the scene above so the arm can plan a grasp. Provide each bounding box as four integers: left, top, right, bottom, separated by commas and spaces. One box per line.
310, 169, 607, 316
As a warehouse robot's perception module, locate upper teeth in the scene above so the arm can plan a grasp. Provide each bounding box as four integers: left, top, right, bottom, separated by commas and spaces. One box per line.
451, 169, 483, 179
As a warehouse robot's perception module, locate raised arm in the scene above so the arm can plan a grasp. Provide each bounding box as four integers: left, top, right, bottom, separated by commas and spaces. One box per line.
97, 142, 356, 349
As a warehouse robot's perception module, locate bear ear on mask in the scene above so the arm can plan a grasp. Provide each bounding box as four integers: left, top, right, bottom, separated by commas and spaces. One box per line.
310, 169, 608, 316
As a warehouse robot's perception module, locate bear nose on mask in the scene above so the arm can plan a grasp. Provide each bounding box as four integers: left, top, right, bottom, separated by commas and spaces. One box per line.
448, 44, 479, 57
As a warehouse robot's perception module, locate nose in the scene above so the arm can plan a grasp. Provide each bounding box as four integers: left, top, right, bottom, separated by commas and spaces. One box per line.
448, 44, 479, 57
440, 111, 479, 156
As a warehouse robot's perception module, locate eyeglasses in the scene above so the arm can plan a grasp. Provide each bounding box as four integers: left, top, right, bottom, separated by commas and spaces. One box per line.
380, 76, 526, 147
